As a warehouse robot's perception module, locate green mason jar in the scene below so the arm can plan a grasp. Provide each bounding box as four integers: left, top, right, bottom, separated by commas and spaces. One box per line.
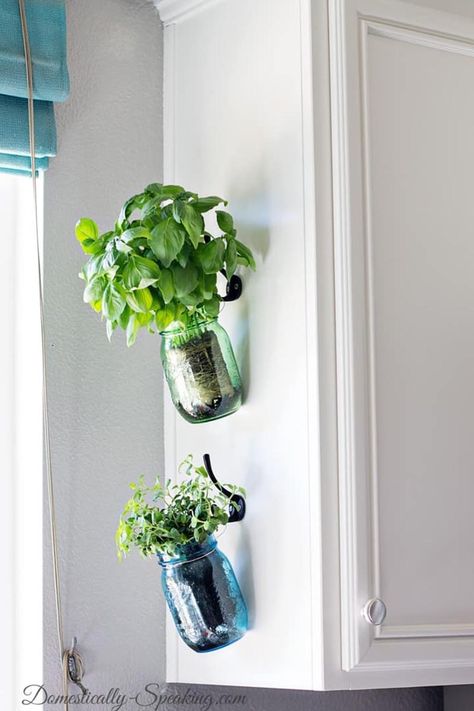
160, 318, 242, 423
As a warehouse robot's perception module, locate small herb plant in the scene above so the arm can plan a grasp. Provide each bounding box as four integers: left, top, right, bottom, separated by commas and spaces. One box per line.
116, 455, 246, 559
76, 184, 256, 346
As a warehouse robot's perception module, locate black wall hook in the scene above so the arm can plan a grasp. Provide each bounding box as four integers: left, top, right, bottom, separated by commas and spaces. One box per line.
203, 453, 246, 523
203, 233, 242, 302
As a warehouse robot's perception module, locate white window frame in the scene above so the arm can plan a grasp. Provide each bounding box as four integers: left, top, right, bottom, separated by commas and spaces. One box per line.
0, 173, 43, 709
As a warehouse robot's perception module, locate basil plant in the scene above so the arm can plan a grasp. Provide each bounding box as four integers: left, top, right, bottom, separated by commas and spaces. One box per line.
75, 183, 256, 346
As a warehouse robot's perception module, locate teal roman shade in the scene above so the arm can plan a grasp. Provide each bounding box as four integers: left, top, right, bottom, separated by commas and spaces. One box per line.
0, 0, 69, 175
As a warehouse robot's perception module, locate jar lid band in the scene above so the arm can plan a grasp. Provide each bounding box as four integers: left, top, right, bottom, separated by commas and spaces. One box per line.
160, 546, 216, 569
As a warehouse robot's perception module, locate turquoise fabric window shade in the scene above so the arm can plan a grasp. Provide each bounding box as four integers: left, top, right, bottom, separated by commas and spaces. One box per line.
0, 0, 69, 175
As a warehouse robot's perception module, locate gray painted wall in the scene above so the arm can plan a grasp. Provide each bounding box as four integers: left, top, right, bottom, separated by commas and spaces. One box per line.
43, 0, 165, 703
43, 0, 444, 709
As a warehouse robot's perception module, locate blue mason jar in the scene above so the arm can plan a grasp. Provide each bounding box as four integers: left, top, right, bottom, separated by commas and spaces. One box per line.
157, 535, 248, 652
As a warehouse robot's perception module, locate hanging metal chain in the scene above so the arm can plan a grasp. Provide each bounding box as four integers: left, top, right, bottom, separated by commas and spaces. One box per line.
17, 1, 86, 708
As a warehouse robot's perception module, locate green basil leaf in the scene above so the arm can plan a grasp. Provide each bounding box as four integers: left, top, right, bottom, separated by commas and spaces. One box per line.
157, 268, 175, 304
181, 204, 204, 248
126, 314, 140, 347
142, 196, 163, 219
75, 217, 99, 244
171, 262, 199, 297
150, 219, 185, 267
155, 304, 176, 332
80, 237, 103, 255
203, 295, 221, 317
118, 305, 131, 330
144, 183, 163, 196
235, 239, 256, 270
126, 287, 153, 313
83, 275, 107, 304
201, 273, 217, 300
120, 226, 151, 244
122, 259, 142, 290
118, 193, 146, 227
82, 253, 105, 281
192, 196, 227, 213
160, 185, 185, 199
225, 238, 237, 279
134, 255, 161, 281
179, 290, 202, 307
106, 319, 117, 342
196, 238, 226, 274
216, 210, 234, 234
176, 242, 191, 268
102, 283, 126, 321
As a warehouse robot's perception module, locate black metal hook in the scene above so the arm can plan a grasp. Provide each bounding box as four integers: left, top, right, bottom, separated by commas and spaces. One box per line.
203, 233, 242, 302
202, 453, 246, 523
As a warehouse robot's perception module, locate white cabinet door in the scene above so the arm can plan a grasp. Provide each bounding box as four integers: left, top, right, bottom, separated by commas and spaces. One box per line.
330, 0, 474, 687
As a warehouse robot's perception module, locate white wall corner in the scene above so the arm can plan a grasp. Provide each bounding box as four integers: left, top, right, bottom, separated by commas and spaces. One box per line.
153, 0, 216, 25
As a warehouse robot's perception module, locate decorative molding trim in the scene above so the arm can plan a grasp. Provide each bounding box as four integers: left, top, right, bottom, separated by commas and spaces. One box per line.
154, 0, 219, 25
361, 15, 474, 57
379, 623, 474, 640
352, 657, 474, 673
328, 0, 365, 674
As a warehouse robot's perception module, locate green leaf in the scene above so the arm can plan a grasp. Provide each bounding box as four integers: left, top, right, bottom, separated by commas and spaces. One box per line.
171, 263, 199, 297
126, 287, 153, 313
235, 239, 256, 270
142, 196, 163, 219
106, 319, 117, 342
144, 182, 163, 195
150, 219, 185, 267
155, 304, 176, 331
75, 218, 101, 254
201, 272, 217, 300
80, 238, 103, 255
102, 245, 122, 273
192, 196, 227, 213
134, 255, 161, 284
216, 210, 234, 234
180, 204, 204, 248
120, 226, 151, 244
157, 268, 175, 304
82, 253, 105, 282
102, 283, 126, 321
225, 238, 237, 278
196, 238, 226, 274
126, 314, 140, 347
118, 193, 146, 227
203, 295, 220, 317
75, 217, 99, 243
179, 289, 203, 307
176, 242, 191, 268
118, 305, 132, 330
160, 185, 185, 199
122, 259, 142, 290
83, 275, 106, 304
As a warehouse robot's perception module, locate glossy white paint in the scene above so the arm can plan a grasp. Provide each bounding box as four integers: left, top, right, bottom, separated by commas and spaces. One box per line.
158, 0, 474, 690
160, 0, 320, 690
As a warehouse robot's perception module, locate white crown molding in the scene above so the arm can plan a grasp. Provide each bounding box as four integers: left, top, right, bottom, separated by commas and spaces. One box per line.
153, 0, 216, 24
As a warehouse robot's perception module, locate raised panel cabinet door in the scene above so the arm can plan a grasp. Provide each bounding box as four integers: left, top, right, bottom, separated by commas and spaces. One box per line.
330, 0, 474, 687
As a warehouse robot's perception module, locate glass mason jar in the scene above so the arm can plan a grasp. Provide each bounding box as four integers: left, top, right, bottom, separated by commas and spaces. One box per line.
160, 318, 242, 423
157, 535, 248, 653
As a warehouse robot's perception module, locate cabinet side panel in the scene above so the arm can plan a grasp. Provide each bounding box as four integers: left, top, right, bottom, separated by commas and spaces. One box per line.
162, 0, 316, 690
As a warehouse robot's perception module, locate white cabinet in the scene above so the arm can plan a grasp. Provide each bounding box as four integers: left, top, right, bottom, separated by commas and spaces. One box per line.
155, 0, 474, 690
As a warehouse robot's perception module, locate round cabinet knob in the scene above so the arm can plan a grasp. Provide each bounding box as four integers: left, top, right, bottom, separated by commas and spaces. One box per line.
362, 598, 387, 625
